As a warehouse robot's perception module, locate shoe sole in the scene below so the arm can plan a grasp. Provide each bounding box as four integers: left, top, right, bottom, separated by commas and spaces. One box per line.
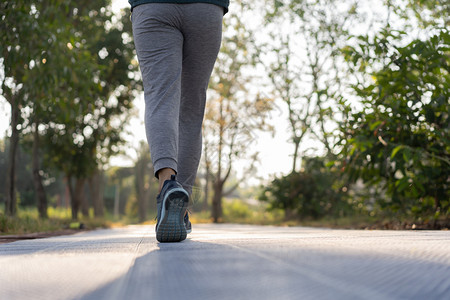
156, 188, 189, 243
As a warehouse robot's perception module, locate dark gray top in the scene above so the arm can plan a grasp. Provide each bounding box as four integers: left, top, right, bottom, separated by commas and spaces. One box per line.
128, 0, 229, 14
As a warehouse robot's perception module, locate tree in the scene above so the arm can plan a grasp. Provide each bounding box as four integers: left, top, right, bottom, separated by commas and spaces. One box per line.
107, 166, 134, 217
134, 142, 157, 222
1, 1, 33, 216
335, 0, 450, 224
204, 0, 274, 222
0, 138, 36, 208
40, 2, 139, 219
339, 25, 449, 222
1, 1, 139, 219
261, 0, 358, 171
401, 0, 449, 29
0, 1, 96, 217
88, 168, 105, 217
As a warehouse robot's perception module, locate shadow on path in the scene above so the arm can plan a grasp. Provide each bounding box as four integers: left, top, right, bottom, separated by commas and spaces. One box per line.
80, 238, 341, 300
79, 235, 450, 300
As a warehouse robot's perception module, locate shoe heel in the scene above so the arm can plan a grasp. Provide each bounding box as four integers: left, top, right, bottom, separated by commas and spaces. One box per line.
156, 189, 189, 243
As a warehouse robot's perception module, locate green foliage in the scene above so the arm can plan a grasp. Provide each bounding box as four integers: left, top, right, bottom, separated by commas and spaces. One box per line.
41, 2, 138, 179
1, 1, 140, 219
0, 138, 153, 222
0, 207, 108, 235
125, 193, 138, 220
223, 199, 253, 220
104, 166, 134, 215
339, 28, 450, 220
221, 198, 285, 224
404, 0, 449, 28
262, 0, 358, 172
133, 142, 157, 222
0, 140, 35, 206
204, 0, 274, 222
261, 1, 449, 225
259, 157, 350, 220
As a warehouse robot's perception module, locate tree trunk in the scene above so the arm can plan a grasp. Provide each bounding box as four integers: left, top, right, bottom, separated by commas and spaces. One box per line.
32, 123, 48, 218
433, 196, 441, 229
67, 176, 77, 219
211, 98, 225, 223
292, 139, 300, 173
147, 184, 157, 216
5, 96, 19, 216
211, 180, 223, 223
134, 156, 149, 222
203, 145, 210, 211
138, 193, 147, 223
80, 180, 89, 218
90, 169, 104, 217
284, 208, 297, 221
203, 172, 210, 211
64, 177, 71, 209
114, 182, 120, 218
69, 177, 85, 220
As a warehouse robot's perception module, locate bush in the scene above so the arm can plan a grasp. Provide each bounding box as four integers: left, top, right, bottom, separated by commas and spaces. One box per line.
223, 199, 253, 220
339, 29, 450, 221
259, 157, 351, 220
221, 198, 285, 224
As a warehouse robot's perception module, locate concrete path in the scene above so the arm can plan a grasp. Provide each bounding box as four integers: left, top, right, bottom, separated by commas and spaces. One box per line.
1, 224, 449, 300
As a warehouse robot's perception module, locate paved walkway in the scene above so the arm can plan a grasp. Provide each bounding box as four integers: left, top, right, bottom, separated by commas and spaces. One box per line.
1, 224, 449, 300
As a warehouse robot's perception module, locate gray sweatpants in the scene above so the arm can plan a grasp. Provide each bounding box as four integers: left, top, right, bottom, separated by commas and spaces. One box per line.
132, 3, 223, 195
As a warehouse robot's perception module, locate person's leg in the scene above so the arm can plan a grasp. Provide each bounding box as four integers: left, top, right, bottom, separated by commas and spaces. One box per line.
132, 4, 183, 187
177, 3, 224, 195
132, 4, 191, 242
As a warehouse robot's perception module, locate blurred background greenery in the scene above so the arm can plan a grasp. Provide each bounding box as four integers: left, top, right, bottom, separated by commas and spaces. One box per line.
0, 0, 448, 234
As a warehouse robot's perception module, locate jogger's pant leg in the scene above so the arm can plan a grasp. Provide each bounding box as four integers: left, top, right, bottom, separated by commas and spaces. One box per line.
177, 4, 223, 194
132, 4, 184, 175
132, 3, 223, 195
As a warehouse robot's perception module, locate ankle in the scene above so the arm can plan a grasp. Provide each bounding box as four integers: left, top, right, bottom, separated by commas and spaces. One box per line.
158, 168, 176, 192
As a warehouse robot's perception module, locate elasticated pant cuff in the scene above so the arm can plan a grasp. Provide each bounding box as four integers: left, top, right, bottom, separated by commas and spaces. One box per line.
153, 158, 178, 179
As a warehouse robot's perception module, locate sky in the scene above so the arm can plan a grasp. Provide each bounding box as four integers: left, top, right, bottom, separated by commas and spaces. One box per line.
0, 1, 302, 184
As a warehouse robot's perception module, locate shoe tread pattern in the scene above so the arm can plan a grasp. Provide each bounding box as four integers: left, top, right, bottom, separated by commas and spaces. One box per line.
156, 191, 189, 242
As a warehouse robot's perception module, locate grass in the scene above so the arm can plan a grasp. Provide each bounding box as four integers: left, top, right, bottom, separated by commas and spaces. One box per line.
1, 200, 447, 236
191, 199, 449, 230
0, 207, 112, 235
222, 199, 286, 225
189, 198, 286, 225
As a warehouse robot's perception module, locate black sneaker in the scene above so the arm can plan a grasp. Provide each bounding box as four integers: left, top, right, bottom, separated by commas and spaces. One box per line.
184, 212, 192, 234
156, 175, 189, 242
